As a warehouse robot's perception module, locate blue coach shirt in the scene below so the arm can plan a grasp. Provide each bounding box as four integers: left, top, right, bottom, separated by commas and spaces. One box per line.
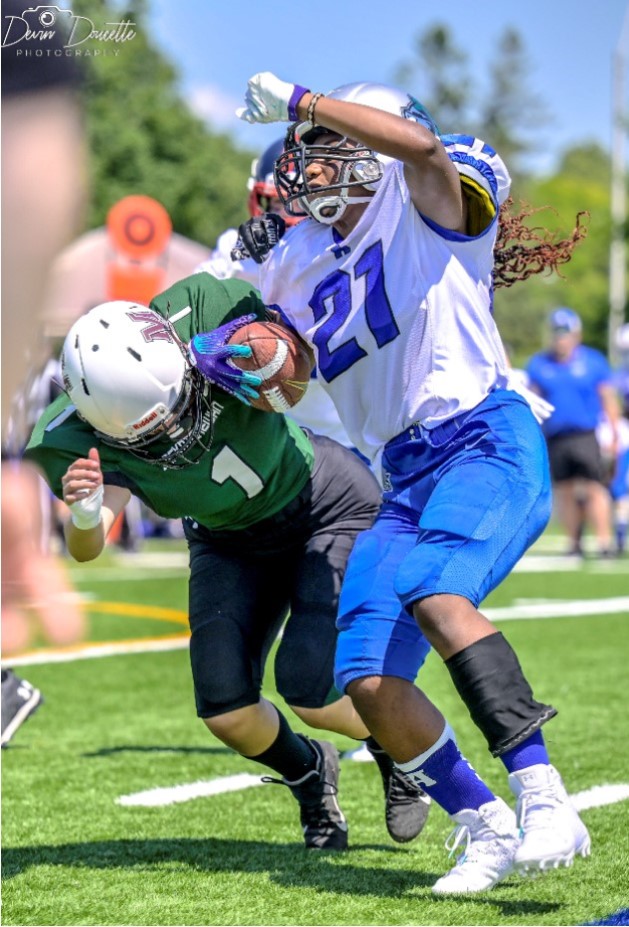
526, 345, 612, 438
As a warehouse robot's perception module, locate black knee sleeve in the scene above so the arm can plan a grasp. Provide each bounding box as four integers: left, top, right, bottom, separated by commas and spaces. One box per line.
445, 632, 557, 756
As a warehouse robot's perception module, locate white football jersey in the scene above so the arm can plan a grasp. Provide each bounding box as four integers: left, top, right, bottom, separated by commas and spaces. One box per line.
195, 229, 355, 449
260, 137, 513, 460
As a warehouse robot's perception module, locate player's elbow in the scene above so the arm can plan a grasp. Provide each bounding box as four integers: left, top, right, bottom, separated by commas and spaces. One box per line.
69, 547, 99, 563
64, 525, 104, 562
406, 125, 443, 163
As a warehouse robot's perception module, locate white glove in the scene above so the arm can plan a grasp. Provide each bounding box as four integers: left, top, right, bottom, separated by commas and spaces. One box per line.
70, 484, 104, 530
236, 72, 310, 124
505, 370, 555, 424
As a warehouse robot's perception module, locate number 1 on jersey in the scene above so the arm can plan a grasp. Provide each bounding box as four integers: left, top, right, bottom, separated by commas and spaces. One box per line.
211, 446, 264, 498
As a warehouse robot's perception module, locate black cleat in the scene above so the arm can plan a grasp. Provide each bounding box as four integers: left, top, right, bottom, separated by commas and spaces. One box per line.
366, 738, 431, 843
1, 669, 44, 747
264, 737, 348, 850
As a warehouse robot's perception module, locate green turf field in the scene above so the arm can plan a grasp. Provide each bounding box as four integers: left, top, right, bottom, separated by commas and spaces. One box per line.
2, 531, 628, 927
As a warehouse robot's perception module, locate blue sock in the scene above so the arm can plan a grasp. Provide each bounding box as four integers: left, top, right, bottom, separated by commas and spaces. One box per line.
396, 723, 495, 816
499, 730, 550, 773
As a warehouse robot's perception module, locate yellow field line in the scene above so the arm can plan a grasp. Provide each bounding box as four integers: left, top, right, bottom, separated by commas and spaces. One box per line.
1, 600, 190, 667
89, 601, 188, 625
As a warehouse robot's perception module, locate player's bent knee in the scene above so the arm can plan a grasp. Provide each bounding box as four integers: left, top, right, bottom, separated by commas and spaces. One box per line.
345, 675, 389, 718
412, 593, 473, 635
202, 703, 262, 740
289, 704, 331, 730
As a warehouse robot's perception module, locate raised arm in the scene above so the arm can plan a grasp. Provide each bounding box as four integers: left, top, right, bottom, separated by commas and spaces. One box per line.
61, 447, 130, 562
237, 72, 465, 232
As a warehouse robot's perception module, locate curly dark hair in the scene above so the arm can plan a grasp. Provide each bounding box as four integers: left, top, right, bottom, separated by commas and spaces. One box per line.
493, 198, 589, 290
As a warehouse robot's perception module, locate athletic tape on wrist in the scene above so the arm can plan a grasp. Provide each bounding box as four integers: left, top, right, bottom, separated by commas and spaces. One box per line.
70, 484, 104, 530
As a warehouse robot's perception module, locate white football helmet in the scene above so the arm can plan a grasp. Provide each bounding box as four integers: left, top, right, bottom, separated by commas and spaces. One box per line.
274, 82, 439, 224
61, 301, 213, 467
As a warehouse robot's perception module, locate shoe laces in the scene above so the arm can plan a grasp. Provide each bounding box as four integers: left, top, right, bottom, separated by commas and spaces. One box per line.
388, 768, 427, 806
517, 785, 563, 833
445, 823, 472, 863
444, 815, 502, 865
262, 769, 338, 809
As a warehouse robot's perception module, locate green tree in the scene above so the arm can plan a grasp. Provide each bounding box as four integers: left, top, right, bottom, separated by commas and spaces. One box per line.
393, 24, 471, 133
478, 29, 550, 178
394, 24, 549, 177
72, 0, 253, 247
495, 144, 613, 363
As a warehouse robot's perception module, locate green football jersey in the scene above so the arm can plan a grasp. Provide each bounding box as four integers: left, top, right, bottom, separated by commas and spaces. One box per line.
25, 274, 314, 531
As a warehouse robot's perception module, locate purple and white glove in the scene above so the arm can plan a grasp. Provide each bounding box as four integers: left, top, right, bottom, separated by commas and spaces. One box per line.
236, 72, 309, 124
189, 315, 262, 405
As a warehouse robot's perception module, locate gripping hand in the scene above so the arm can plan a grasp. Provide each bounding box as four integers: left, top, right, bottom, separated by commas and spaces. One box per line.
236, 72, 309, 124
231, 214, 287, 265
189, 315, 262, 405
62, 447, 104, 530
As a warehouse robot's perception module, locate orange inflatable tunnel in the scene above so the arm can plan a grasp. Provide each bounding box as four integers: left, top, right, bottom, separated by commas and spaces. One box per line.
106, 195, 173, 305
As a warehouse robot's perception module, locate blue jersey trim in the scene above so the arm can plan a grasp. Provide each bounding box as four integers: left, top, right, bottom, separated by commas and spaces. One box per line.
419, 211, 496, 242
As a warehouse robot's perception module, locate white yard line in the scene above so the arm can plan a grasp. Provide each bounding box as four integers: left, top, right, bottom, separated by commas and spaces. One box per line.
571, 783, 629, 811
117, 774, 265, 807
117, 775, 629, 809
65, 548, 626, 580
484, 597, 629, 620
4, 635, 189, 668
513, 555, 629, 573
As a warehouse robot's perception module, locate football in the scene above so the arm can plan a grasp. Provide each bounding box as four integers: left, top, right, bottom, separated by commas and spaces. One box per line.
228, 320, 313, 413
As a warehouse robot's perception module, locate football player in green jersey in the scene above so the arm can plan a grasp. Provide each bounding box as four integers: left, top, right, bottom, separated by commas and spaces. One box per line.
25, 272, 431, 849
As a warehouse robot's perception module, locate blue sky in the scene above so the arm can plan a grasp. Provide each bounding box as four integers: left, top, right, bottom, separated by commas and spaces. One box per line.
147, 0, 628, 174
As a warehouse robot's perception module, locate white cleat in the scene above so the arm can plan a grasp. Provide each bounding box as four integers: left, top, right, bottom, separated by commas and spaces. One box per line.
432, 798, 519, 895
509, 764, 591, 874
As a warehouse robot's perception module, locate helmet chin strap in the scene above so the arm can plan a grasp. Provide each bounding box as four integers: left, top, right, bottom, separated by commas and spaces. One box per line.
304, 191, 373, 225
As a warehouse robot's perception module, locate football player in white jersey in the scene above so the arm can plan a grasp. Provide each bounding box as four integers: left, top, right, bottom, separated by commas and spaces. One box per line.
196, 139, 359, 455
225, 73, 590, 893
195, 140, 428, 835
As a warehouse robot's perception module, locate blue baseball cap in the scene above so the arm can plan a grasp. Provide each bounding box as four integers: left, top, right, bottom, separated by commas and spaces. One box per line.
549, 307, 582, 333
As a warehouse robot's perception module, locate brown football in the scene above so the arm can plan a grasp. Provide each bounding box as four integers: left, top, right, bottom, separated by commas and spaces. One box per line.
228, 320, 313, 413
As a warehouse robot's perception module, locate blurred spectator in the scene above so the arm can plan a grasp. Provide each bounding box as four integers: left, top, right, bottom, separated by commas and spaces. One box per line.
612, 323, 629, 418
1, 0, 87, 742
608, 323, 629, 553
526, 308, 621, 557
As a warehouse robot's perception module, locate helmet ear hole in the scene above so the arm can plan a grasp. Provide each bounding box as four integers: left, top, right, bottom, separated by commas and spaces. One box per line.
352, 159, 383, 190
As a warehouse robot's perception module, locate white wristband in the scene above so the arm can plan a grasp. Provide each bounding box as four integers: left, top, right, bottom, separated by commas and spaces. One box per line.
69, 484, 104, 530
